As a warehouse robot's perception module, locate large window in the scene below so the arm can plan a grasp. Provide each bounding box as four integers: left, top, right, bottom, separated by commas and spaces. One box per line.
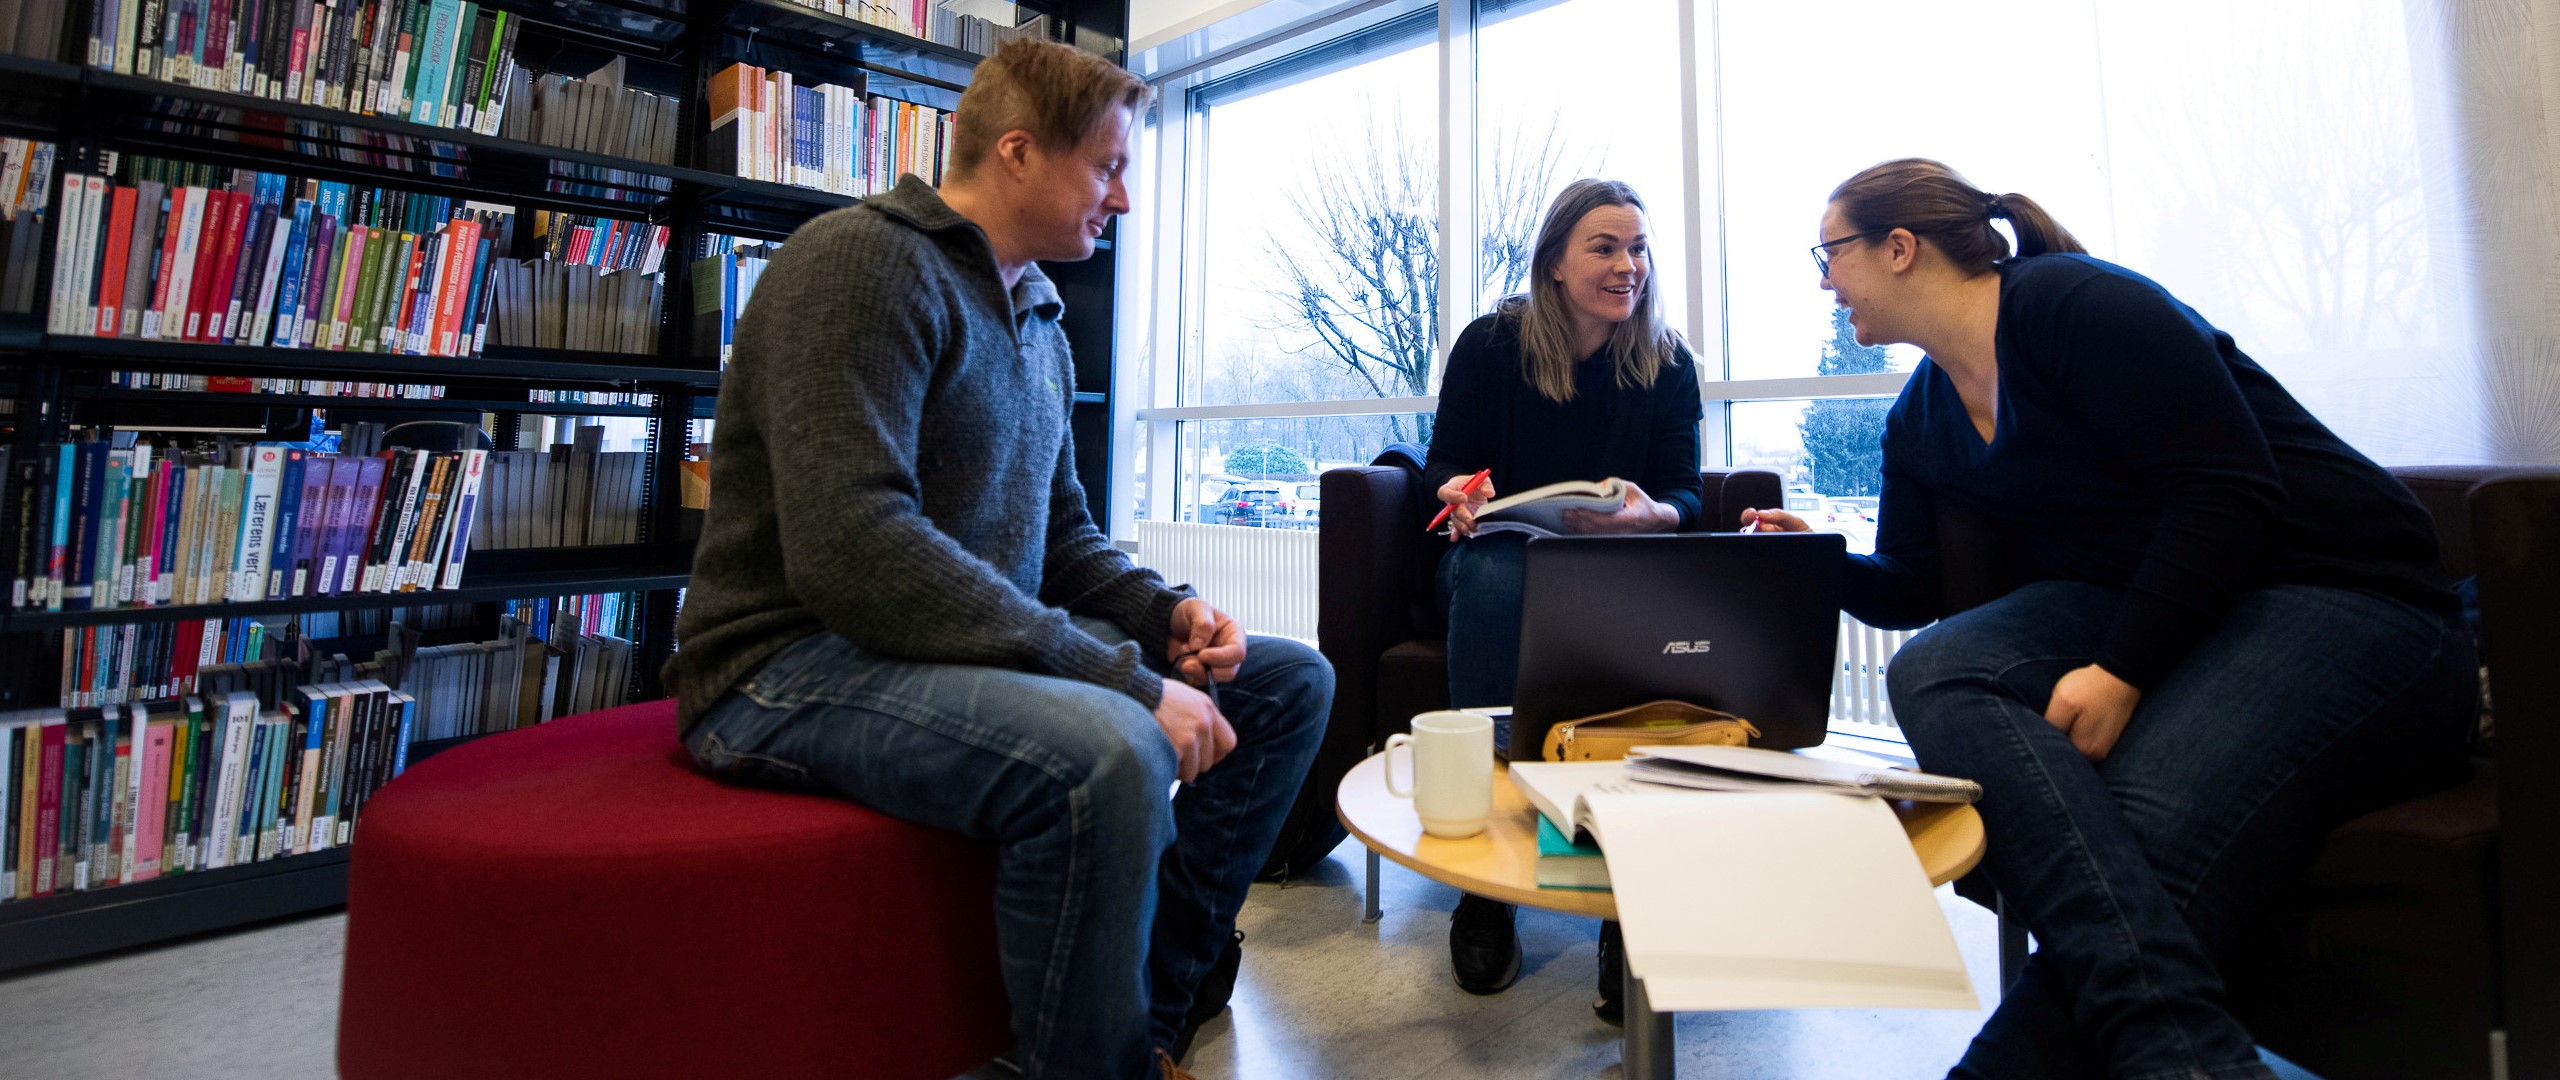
1475, 0, 1687, 328
1132, 0, 2485, 537
1187, 20, 1439, 411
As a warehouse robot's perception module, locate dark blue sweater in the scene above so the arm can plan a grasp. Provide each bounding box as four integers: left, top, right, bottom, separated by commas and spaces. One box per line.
1424, 312, 1705, 531
1848, 254, 2451, 689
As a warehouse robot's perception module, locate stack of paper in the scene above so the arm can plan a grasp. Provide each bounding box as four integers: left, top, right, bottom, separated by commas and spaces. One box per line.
1509, 761, 1977, 1012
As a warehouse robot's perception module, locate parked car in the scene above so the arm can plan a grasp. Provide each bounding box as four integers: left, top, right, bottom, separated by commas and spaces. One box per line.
1212, 484, 1292, 527
1822, 497, 1875, 523
1286, 482, 1323, 524
1193, 473, 1248, 524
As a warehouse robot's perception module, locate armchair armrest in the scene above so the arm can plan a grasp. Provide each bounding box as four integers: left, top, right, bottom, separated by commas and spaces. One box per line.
1320, 465, 1434, 746
2473, 471, 2560, 1078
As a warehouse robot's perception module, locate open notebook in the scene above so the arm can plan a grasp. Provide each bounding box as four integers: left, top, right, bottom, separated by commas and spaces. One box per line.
1510, 761, 1977, 1012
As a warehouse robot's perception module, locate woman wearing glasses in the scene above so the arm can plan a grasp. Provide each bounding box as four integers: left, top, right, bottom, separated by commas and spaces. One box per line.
1746, 158, 2474, 1079
1426, 178, 1703, 1018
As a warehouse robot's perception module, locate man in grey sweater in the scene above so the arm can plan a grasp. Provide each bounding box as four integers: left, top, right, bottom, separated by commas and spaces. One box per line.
665, 38, 1330, 1080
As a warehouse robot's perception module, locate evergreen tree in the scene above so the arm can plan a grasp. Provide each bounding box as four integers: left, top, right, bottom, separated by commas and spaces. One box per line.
1798, 308, 1894, 497
1225, 443, 1310, 477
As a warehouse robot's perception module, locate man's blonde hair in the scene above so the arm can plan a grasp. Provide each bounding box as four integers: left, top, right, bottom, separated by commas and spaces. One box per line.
947, 39, 1147, 180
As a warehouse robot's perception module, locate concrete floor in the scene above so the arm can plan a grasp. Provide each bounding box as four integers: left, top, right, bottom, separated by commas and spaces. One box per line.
0, 836, 2324, 1079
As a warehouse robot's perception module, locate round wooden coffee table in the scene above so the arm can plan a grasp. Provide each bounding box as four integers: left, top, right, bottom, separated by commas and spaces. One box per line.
1336, 749, 1986, 1079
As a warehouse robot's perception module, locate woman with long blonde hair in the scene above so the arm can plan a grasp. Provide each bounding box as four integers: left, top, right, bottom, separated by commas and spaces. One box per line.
1425, 178, 1702, 1018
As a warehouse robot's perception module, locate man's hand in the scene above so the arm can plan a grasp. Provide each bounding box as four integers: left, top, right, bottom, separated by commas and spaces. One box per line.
1559, 479, 1680, 535
1156, 677, 1237, 783
2045, 663, 2142, 762
1437, 473, 1498, 538
1167, 597, 1246, 684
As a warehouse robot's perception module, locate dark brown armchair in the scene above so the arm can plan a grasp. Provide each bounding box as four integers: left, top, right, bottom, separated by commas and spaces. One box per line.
1939, 467, 2557, 1080
1253, 461, 1782, 879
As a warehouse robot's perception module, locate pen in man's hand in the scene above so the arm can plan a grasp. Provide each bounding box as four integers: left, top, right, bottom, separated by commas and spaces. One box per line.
1426, 469, 1492, 533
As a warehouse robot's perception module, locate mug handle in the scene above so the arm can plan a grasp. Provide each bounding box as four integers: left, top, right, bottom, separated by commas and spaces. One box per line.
1384, 733, 1415, 797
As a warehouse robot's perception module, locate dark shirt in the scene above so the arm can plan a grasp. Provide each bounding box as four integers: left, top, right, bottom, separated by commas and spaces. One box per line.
667, 177, 1186, 731
1848, 254, 2452, 689
1424, 312, 1706, 531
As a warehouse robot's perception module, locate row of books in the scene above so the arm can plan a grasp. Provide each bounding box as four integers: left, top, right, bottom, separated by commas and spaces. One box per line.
45, 158, 516, 360
0, 139, 58, 314
4, 440, 493, 613
401, 615, 633, 742
8, 593, 643, 711
104, 371, 448, 399
775, 0, 1056, 55
472, 432, 646, 550
707, 63, 953, 195
85, 0, 527, 140
926, 5, 1056, 56
50, 615, 298, 709
1, 683, 413, 900
0, 138, 57, 220
691, 244, 775, 369
498, 58, 679, 167
0, 0, 72, 60
526, 389, 654, 407
483, 258, 661, 355
528, 210, 668, 274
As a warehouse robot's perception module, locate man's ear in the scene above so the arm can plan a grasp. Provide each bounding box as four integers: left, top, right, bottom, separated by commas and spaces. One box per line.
989, 129, 1038, 177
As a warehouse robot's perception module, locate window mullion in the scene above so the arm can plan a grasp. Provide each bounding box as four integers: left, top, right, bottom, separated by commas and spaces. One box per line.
1438, 0, 1478, 384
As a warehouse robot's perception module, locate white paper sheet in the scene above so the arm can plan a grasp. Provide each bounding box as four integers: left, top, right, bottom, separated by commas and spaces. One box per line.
1582, 789, 1977, 1012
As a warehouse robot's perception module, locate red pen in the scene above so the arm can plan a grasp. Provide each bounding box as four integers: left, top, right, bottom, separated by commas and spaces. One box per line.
1426, 469, 1492, 532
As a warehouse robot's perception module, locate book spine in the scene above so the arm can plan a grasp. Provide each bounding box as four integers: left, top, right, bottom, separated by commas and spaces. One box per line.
92, 185, 137, 336
230, 444, 280, 602
342, 455, 385, 592
160, 186, 206, 342
436, 448, 485, 589
262, 448, 302, 600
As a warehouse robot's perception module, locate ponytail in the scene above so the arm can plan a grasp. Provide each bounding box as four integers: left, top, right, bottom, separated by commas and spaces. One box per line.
1830, 159, 2085, 274
1983, 190, 2080, 260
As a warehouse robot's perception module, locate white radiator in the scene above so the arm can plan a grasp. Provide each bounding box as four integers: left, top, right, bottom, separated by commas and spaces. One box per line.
1831, 614, 1920, 738
1131, 521, 1321, 643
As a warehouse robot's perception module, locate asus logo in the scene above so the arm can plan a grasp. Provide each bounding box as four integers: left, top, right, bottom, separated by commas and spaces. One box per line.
1661, 640, 1712, 655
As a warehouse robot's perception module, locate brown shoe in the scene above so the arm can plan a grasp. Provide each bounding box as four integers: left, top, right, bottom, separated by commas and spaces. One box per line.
1158, 1048, 1199, 1079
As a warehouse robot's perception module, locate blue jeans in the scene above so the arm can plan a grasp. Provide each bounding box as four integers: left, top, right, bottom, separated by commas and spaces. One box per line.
684, 620, 1331, 1080
1888, 581, 2475, 1080
1439, 532, 1531, 741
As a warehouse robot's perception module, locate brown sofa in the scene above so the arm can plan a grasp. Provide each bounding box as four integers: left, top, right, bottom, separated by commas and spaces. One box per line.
1933, 466, 2555, 1080
1253, 462, 1781, 877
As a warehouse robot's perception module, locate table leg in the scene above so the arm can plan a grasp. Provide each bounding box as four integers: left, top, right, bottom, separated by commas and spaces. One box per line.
1363, 847, 1383, 924
1622, 966, 1675, 1080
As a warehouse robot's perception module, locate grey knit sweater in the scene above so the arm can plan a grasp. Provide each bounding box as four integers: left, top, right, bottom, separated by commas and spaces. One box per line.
667, 176, 1185, 731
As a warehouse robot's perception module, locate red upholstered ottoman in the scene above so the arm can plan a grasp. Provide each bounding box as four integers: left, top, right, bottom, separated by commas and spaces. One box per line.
337, 699, 1011, 1080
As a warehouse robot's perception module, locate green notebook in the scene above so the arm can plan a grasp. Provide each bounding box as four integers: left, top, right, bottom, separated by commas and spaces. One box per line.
1535, 814, 1610, 891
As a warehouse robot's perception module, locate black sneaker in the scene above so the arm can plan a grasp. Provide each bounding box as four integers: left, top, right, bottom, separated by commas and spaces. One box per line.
1450, 894, 1522, 994
1594, 920, 1625, 1024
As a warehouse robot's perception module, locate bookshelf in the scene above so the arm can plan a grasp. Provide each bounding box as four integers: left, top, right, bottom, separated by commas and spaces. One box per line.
0, 0, 1128, 973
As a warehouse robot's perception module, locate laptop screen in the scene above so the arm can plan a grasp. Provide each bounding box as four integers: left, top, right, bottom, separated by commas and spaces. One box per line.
1509, 532, 1847, 759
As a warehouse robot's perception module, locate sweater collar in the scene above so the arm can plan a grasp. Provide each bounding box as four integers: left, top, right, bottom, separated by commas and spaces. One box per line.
867, 176, 1065, 323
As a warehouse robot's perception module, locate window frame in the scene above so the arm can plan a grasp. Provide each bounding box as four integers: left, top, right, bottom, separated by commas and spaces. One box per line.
1118, 0, 1914, 538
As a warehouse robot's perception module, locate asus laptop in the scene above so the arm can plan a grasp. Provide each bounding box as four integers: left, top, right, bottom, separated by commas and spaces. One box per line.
1509, 531, 1849, 760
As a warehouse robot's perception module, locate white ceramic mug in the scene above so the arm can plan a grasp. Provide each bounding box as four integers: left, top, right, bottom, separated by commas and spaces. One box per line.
1384, 710, 1495, 839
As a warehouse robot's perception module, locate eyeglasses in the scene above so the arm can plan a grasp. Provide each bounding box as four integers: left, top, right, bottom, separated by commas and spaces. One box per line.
1810, 228, 1890, 277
